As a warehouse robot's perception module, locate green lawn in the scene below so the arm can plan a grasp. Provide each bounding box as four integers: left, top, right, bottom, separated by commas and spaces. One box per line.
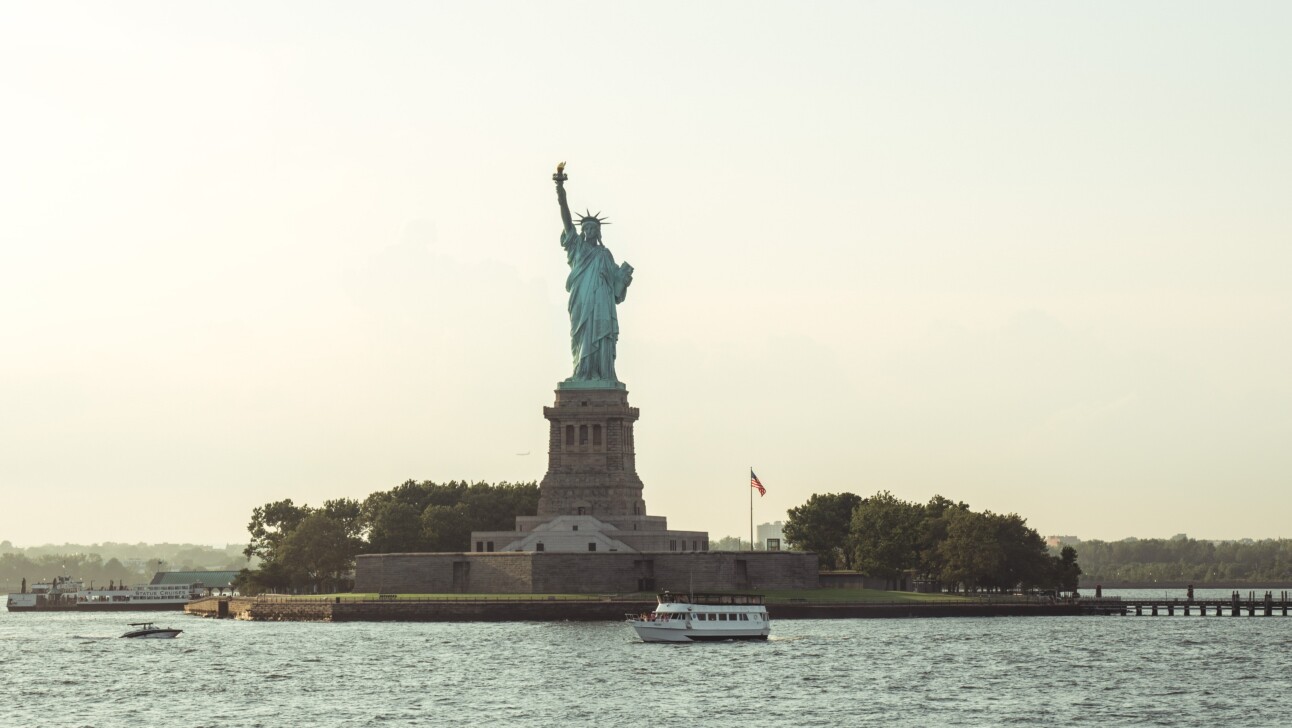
760, 588, 971, 604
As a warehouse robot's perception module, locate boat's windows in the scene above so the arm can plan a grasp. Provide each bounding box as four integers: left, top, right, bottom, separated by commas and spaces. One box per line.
740, 614, 748, 621
719, 614, 727, 621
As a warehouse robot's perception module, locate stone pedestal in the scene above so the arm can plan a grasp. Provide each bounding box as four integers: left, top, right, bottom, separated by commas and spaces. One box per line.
537, 386, 646, 525
470, 383, 708, 553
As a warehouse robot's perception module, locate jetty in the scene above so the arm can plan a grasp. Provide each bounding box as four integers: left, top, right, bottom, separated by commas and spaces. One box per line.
1079, 591, 1291, 616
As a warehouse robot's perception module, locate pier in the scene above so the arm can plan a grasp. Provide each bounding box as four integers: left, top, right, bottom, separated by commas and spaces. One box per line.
1080, 591, 1291, 616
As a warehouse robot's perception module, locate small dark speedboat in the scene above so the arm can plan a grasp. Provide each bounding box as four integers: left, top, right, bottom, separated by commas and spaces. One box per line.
120, 622, 183, 639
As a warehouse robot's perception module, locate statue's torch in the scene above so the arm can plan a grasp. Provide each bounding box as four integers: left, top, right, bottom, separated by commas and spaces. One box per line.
553, 161, 567, 185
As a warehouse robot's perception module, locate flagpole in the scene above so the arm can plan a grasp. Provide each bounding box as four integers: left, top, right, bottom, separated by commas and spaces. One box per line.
749, 466, 754, 553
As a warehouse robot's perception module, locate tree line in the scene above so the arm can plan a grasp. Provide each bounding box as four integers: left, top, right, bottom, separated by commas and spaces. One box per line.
1061, 536, 1292, 584
0, 543, 247, 593
782, 491, 1081, 594
238, 480, 538, 594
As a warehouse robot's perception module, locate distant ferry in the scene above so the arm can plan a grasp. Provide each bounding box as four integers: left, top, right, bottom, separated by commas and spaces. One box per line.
6, 572, 235, 612
627, 592, 771, 642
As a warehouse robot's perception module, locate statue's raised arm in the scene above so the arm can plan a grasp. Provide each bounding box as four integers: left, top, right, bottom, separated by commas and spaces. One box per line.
553, 161, 574, 234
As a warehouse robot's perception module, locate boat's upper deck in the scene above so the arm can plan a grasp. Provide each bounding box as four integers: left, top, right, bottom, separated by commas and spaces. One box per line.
657, 592, 765, 606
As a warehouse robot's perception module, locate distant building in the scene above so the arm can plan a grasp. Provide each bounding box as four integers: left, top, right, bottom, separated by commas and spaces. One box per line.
1046, 535, 1079, 548
757, 521, 785, 550
150, 570, 240, 591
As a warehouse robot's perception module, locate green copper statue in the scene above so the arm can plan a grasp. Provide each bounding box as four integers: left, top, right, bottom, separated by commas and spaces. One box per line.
553, 162, 634, 387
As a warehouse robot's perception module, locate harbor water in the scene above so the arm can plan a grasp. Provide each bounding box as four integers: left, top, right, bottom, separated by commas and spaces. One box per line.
3, 607, 1291, 727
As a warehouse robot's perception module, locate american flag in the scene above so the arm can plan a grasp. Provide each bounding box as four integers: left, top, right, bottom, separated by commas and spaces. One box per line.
750, 468, 766, 496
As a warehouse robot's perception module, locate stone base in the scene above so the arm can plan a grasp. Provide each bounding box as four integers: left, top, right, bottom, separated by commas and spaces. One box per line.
471, 515, 706, 554
557, 378, 626, 391
354, 551, 821, 594
538, 386, 645, 518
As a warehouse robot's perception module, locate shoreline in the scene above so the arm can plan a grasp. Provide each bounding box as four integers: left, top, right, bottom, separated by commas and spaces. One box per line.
185, 596, 1084, 622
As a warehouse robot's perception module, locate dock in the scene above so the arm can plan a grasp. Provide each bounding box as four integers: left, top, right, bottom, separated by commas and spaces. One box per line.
1079, 591, 1291, 616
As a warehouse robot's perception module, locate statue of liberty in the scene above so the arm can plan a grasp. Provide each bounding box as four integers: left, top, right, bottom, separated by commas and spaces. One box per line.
553, 162, 634, 386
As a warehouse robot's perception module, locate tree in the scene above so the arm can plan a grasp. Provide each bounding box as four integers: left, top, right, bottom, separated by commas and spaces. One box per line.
918, 495, 971, 582
783, 492, 862, 569
233, 561, 294, 596
422, 504, 473, 552
102, 557, 133, 586
244, 499, 311, 561
367, 501, 425, 554
237, 479, 541, 593
1053, 546, 1082, 594
708, 536, 764, 551
936, 508, 1001, 592
850, 491, 925, 585
990, 513, 1051, 591
321, 498, 364, 543
710, 536, 759, 551
460, 481, 540, 532
278, 513, 356, 592
935, 510, 1051, 593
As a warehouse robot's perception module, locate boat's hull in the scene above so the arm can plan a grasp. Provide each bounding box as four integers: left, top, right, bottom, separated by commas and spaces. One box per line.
121, 629, 182, 639
629, 622, 770, 643
6, 602, 188, 613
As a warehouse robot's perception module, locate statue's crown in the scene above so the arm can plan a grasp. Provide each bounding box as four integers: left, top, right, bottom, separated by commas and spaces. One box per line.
578, 210, 610, 226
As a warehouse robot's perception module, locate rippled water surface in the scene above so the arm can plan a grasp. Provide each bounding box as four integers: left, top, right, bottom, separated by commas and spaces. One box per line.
4, 609, 1291, 727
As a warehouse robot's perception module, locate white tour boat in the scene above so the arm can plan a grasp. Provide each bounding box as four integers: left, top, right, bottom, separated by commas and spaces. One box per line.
120, 622, 183, 639
627, 592, 770, 643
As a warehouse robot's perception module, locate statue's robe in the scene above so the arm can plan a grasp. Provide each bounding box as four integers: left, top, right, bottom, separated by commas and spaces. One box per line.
562, 226, 632, 381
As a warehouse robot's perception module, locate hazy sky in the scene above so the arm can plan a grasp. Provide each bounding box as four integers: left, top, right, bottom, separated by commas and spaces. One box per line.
3, 2, 1290, 547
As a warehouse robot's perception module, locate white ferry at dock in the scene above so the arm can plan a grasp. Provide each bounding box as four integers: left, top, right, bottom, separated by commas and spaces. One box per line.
6, 571, 239, 612
627, 592, 771, 642
6, 579, 198, 612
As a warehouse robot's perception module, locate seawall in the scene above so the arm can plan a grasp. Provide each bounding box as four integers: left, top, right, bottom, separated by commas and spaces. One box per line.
186, 596, 1082, 622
